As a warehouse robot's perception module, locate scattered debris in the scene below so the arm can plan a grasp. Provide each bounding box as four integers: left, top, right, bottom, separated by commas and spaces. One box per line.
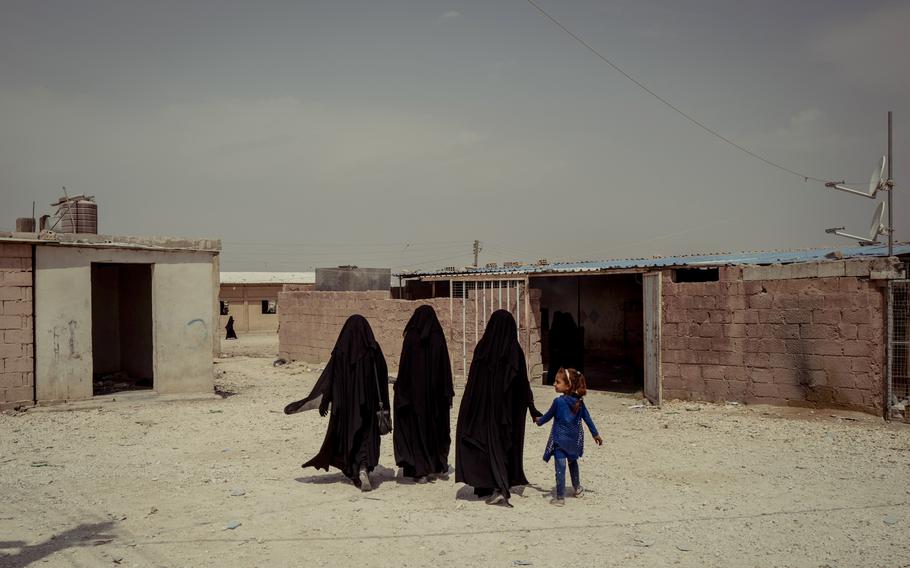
628, 404, 647, 410
225, 520, 242, 530
273, 358, 288, 367
214, 385, 237, 399
208, 410, 223, 414
685, 406, 702, 412
632, 538, 655, 547
231, 489, 246, 497
146, 507, 158, 517
676, 544, 692, 552
512, 561, 533, 566
883, 516, 898, 526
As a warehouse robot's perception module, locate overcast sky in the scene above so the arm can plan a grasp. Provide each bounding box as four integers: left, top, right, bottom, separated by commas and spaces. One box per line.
1, 0, 908, 272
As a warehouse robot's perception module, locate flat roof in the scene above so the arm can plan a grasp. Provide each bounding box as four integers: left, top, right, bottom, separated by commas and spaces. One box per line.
397, 243, 910, 279
0, 231, 220, 252
220, 271, 315, 285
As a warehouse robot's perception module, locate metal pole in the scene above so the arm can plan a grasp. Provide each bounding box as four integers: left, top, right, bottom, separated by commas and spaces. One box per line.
474, 280, 478, 345
888, 110, 893, 258
507, 281, 511, 314
462, 282, 467, 379
498, 281, 502, 309
516, 281, 522, 341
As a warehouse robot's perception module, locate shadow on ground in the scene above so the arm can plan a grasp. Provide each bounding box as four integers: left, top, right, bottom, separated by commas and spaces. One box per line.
0, 521, 117, 568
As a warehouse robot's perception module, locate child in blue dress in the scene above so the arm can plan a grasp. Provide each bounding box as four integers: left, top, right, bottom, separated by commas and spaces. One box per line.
533, 367, 602, 506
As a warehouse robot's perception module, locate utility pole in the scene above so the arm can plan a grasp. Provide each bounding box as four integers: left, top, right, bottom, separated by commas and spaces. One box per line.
473, 240, 482, 267
888, 111, 893, 258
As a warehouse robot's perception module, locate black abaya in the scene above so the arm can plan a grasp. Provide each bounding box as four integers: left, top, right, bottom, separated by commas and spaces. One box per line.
225, 316, 238, 340
455, 310, 541, 501
284, 315, 390, 480
393, 305, 454, 479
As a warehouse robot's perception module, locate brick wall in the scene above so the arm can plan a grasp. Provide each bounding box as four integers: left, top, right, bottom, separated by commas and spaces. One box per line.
0, 243, 34, 410
278, 290, 542, 379
661, 265, 886, 414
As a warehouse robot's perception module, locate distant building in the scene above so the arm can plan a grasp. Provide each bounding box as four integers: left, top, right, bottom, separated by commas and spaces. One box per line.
0, 231, 221, 410
219, 272, 315, 334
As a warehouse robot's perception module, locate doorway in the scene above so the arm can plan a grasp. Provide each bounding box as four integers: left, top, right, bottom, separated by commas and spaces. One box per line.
91, 263, 154, 395
535, 274, 645, 393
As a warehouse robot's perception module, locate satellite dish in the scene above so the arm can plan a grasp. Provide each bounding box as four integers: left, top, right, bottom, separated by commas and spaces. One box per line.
868, 156, 887, 196
868, 201, 886, 242
826, 201, 887, 244
825, 155, 887, 199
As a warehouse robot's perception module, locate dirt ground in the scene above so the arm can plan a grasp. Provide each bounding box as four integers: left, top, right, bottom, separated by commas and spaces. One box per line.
2, 333, 909, 568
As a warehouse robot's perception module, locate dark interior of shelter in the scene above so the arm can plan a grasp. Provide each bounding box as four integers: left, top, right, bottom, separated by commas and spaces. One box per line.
535, 274, 644, 393
91, 263, 154, 395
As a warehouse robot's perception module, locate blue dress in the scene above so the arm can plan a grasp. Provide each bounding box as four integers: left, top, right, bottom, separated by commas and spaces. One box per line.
537, 395, 599, 462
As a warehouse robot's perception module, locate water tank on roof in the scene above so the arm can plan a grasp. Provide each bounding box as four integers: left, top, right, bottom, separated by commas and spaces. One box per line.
53, 196, 98, 234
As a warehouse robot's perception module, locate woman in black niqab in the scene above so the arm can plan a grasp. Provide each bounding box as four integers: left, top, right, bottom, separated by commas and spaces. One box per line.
393, 305, 454, 481
455, 309, 542, 506
225, 316, 238, 340
284, 315, 390, 491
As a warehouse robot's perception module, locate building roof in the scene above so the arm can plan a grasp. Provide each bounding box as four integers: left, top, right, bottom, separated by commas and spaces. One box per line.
397, 243, 910, 279
0, 231, 220, 252
220, 271, 315, 285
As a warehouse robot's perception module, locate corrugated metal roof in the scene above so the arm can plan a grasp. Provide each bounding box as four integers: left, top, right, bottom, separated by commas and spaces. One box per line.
396, 243, 910, 278
220, 271, 315, 285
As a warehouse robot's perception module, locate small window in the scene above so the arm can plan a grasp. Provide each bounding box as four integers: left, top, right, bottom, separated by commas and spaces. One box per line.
261, 300, 277, 314
673, 268, 719, 283
220, 301, 229, 315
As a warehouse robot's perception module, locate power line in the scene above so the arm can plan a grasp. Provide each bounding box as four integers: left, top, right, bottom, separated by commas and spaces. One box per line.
524, 0, 844, 185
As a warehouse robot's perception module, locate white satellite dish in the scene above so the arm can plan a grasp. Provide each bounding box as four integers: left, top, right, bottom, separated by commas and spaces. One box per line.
825, 156, 887, 199
826, 201, 887, 244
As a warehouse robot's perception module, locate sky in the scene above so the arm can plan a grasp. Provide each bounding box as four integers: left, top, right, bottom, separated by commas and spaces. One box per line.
1, 0, 908, 273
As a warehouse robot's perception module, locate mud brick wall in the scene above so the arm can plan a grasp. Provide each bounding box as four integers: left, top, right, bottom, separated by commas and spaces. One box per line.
278, 290, 542, 379
661, 261, 887, 414
0, 243, 34, 410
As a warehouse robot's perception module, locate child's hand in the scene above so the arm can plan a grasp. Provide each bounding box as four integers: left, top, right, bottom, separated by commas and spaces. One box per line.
530, 416, 538, 425
593, 435, 603, 446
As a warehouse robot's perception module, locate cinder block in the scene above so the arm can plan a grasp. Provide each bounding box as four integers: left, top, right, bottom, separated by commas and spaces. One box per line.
817, 262, 845, 278
748, 294, 773, 309
2, 301, 31, 316
2, 385, 32, 403
744, 352, 770, 367
751, 382, 778, 397
0, 343, 22, 359
843, 340, 873, 357
844, 260, 870, 277
2, 272, 31, 286
0, 315, 22, 330
800, 324, 835, 339
0, 244, 31, 258
782, 310, 812, 324
0, 287, 20, 301
806, 339, 843, 356
842, 309, 871, 325
836, 323, 858, 340
812, 309, 841, 325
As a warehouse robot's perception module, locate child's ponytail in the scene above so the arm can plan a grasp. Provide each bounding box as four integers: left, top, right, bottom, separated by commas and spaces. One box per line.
562, 368, 587, 414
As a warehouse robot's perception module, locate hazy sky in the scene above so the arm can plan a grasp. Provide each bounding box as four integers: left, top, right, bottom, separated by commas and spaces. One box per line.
1, 0, 908, 272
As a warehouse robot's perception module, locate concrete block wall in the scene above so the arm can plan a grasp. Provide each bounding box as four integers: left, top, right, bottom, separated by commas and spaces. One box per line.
661, 263, 886, 414
0, 243, 34, 410
278, 289, 542, 379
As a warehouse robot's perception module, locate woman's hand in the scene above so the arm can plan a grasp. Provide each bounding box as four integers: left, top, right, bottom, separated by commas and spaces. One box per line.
530, 416, 539, 425
593, 435, 603, 446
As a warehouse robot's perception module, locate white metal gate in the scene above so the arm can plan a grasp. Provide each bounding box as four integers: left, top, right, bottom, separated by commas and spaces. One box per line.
643, 272, 662, 406
449, 278, 529, 378
888, 278, 910, 419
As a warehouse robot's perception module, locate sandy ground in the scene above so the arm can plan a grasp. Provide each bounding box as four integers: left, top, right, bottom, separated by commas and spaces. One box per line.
2, 333, 910, 568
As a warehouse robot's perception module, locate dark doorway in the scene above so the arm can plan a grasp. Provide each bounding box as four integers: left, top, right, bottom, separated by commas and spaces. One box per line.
91, 263, 154, 395
535, 274, 644, 393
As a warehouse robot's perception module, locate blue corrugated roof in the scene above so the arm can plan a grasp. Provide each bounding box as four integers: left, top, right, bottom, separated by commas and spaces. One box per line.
397, 243, 910, 278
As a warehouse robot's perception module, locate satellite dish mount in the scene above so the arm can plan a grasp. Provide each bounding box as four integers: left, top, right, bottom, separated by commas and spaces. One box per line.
824, 156, 890, 198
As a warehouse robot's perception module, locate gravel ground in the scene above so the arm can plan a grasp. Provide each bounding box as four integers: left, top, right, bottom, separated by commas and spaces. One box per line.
1, 334, 909, 568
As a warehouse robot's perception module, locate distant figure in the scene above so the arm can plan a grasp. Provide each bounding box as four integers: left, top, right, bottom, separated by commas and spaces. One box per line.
455, 310, 542, 507
546, 312, 582, 385
284, 315, 390, 491
533, 367, 602, 507
394, 305, 454, 482
225, 316, 238, 340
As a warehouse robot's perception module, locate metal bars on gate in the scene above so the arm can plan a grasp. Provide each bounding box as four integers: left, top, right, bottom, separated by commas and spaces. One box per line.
449, 278, 527, 380
888, 278, 910, 419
